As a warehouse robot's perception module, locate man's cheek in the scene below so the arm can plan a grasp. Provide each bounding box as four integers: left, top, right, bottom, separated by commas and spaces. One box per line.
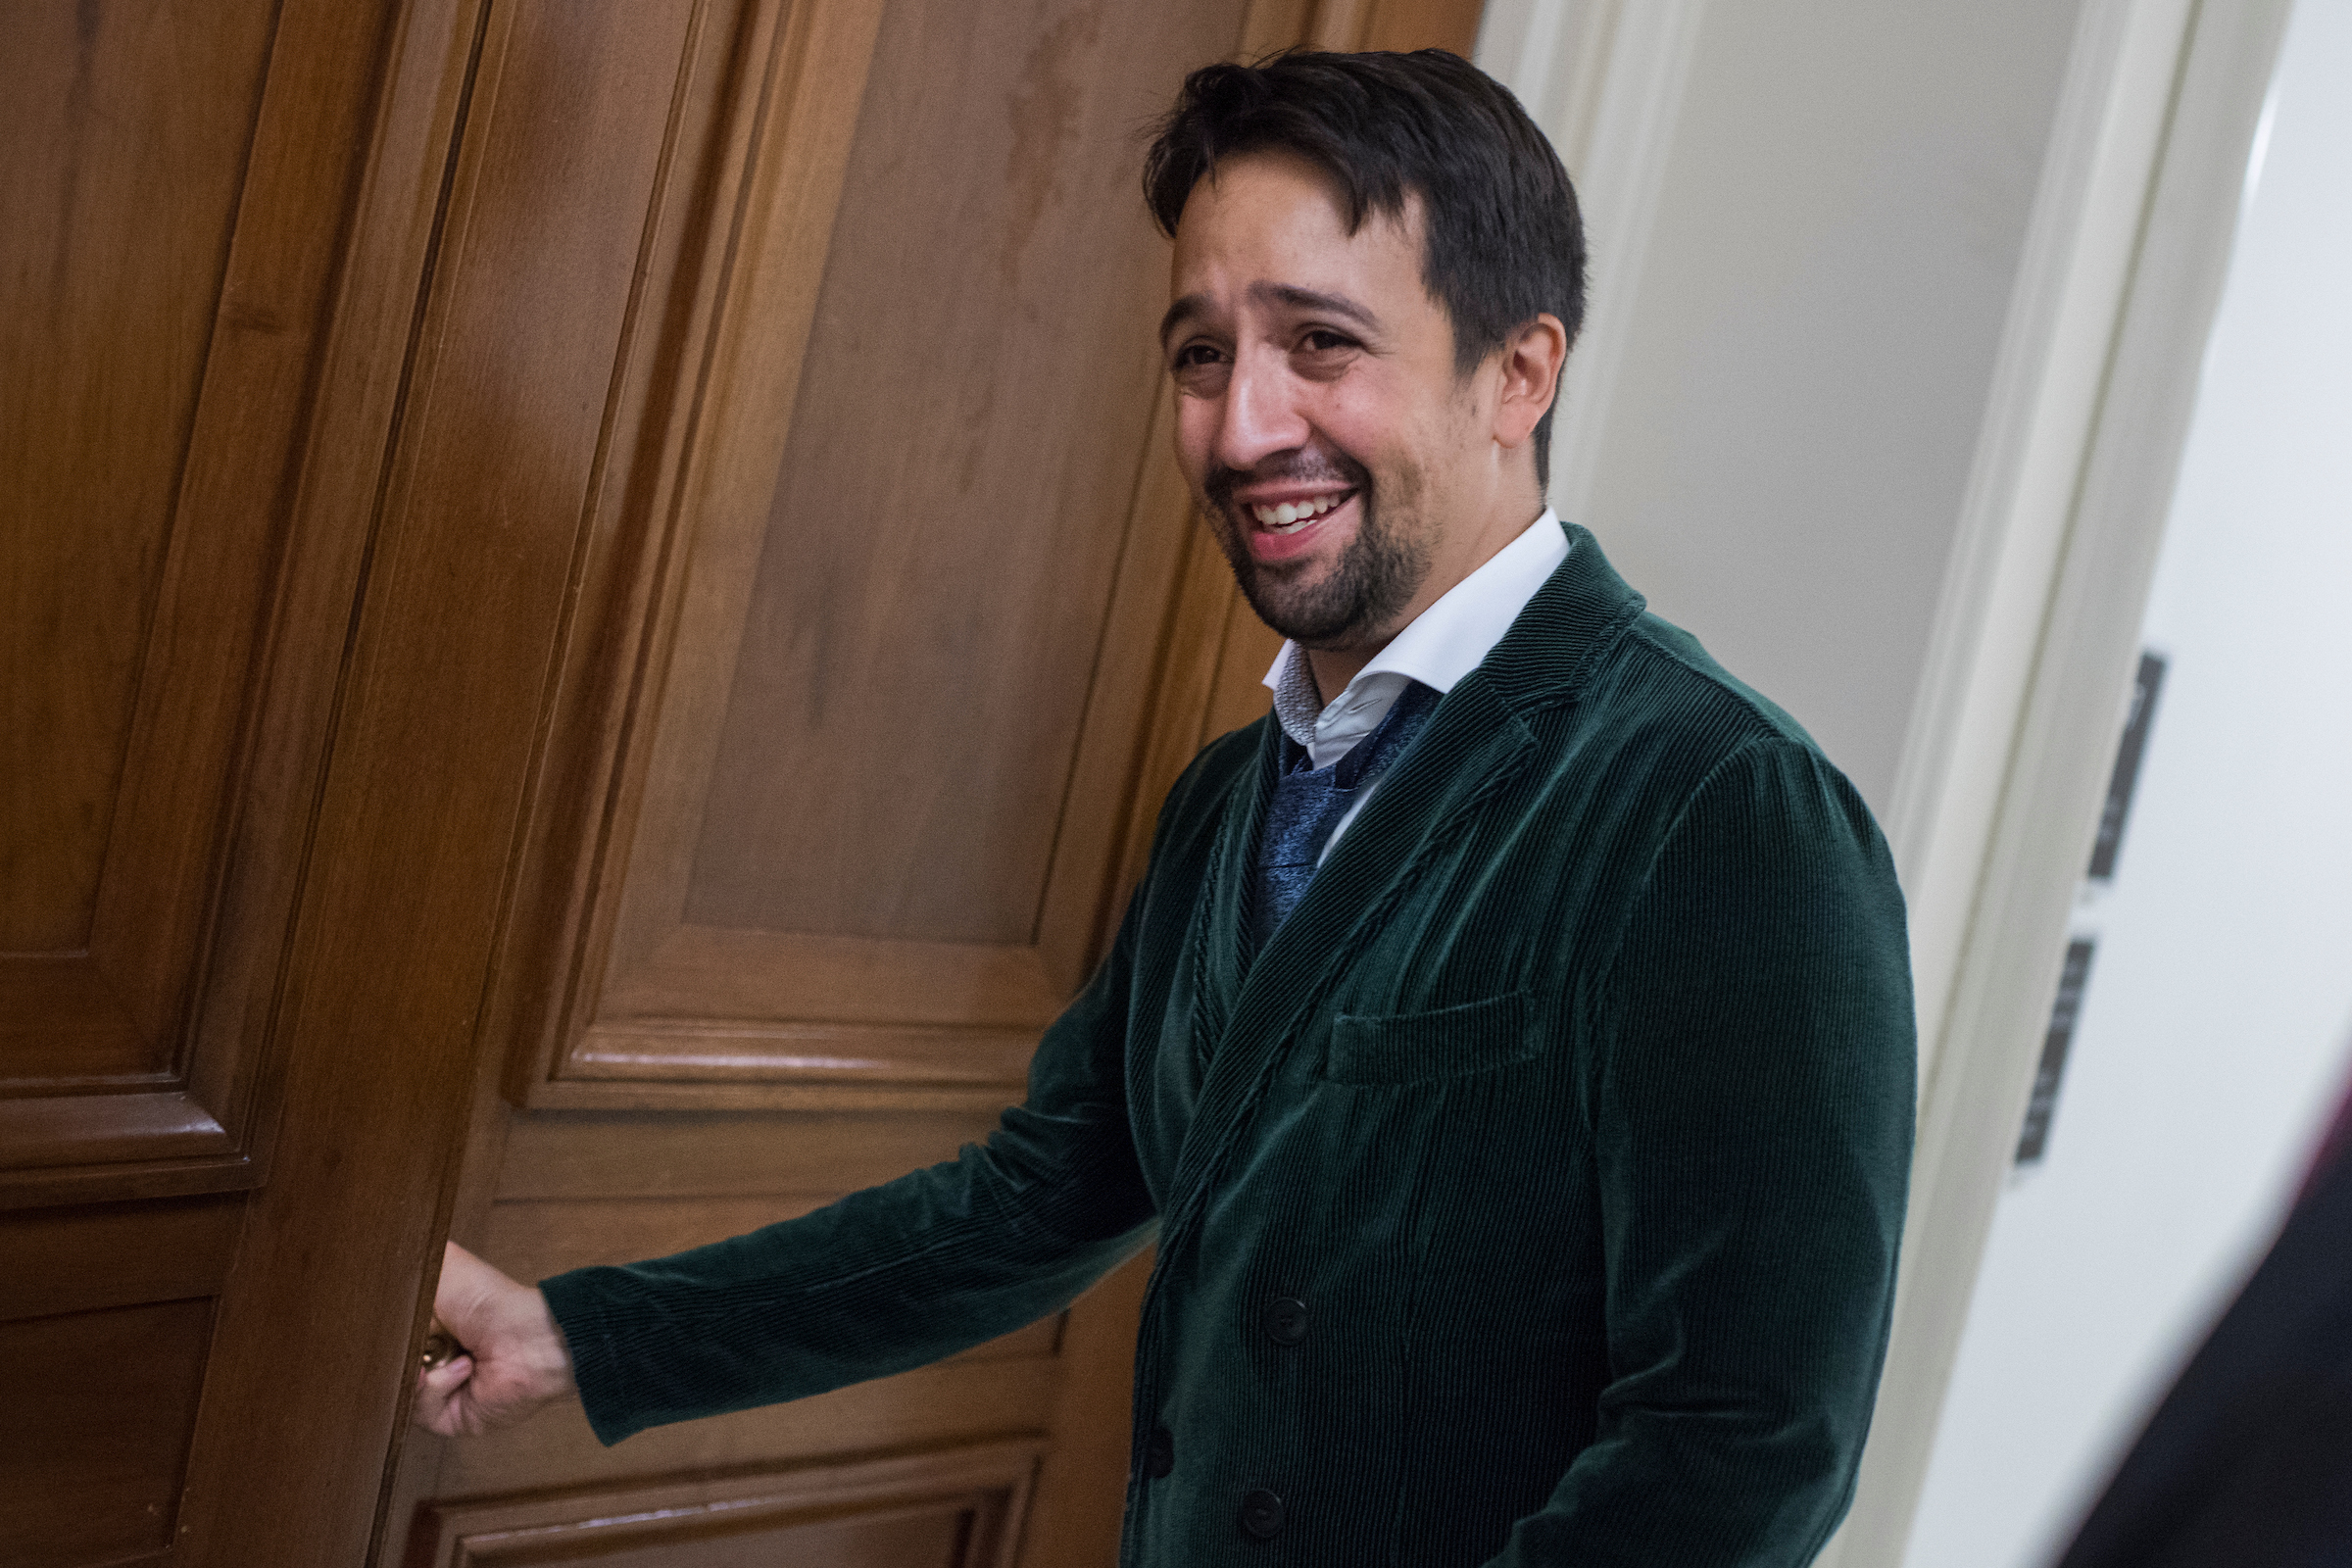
1171, 402, 1219, 480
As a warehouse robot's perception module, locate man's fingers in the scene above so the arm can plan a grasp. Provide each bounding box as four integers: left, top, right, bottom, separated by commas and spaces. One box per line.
422, 1353, 473, 1395
412, 1353, 474, 1436
417, 1243, 571, 1439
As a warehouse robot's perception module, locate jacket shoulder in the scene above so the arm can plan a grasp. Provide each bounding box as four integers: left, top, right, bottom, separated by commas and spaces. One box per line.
1607, 611, 1822, 757
1513, 608, 1879, 853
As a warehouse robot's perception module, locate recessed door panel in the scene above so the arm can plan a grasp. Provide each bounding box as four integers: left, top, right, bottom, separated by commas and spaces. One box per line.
0, 1298, 214, 1568
0, 0, 282, 1135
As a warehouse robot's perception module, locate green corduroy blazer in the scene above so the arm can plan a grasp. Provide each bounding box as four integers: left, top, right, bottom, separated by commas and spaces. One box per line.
542, 521, 1917, 1567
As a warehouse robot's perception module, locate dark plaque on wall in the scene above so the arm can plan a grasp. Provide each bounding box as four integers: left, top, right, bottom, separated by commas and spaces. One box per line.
2017, 937, 2097, 1166
2087, 651, 2167, 881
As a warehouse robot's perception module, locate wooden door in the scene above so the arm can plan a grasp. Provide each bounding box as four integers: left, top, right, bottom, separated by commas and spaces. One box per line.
1, 2, 499, 1561
2, 0, 1479, 1564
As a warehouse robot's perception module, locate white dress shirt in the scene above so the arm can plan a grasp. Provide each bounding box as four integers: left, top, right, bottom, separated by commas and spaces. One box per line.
1262, 509, 1570, 859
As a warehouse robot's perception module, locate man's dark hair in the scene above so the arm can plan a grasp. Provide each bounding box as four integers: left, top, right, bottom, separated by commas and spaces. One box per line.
1144, 49, 1586, 487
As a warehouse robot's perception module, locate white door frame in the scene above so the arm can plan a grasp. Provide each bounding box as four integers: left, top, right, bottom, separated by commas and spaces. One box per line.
1822, 0, 2291, 1557
1480, 1, 2293, 1559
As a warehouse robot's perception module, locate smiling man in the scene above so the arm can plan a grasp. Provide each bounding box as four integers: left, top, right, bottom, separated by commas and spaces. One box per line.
416, 50, 1915, 1567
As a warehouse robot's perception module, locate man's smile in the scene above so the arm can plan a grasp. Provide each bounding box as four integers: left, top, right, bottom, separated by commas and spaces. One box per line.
1226, 484, 1361, 563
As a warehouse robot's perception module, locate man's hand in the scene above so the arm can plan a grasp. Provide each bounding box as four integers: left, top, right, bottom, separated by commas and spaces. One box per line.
412, 1240, 576, 1438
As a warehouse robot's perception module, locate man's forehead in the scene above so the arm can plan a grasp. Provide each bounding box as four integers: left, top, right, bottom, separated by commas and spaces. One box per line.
1173, 151, 1422, 254
1160, 157, 1424, 346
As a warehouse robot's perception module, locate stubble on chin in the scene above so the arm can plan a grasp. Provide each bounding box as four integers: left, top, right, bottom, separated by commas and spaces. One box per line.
1204, 480, 1432, 651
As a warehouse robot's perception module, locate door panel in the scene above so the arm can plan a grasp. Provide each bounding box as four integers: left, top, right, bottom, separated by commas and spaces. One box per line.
680, 0, 1236, 956
411, 1442, 1041, 1567
509, 0, 1250, 1111
0, 0, 327, 1197
0, 1298, 214, 1568
0, 1196, 240, 1322
1, 0, 277, 974
0, 0, 447, 1559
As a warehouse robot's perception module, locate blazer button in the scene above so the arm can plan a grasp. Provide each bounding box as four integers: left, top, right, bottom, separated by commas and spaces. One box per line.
1261, 1297, 1308, 1346
1145, 1425, 1175, 1479
1240, 1489, 1286, 1540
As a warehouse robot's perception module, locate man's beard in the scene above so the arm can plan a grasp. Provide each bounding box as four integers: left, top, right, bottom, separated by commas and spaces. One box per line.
1203, 454, 1431, 648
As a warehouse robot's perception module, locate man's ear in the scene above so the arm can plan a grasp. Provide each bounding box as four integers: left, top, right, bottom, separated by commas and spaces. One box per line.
1492, 312, 1569, 452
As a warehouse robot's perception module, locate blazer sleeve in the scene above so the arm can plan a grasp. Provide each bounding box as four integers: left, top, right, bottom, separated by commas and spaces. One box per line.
1494, 736, 1916, 1566
540, 892, 1160, 1446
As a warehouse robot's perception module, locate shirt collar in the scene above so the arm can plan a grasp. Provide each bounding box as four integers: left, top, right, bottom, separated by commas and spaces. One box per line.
1265, 510, 1570, 759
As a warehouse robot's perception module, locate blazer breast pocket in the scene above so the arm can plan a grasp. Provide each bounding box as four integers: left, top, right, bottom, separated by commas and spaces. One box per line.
1323, 989, 1542, 1087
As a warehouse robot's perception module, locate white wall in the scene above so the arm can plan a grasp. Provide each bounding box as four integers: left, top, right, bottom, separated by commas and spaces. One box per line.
1906, 1, 2352, 1560
1494, 0, 2086, 814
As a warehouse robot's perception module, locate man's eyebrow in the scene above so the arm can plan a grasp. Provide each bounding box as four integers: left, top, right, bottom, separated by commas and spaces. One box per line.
1159, 293, 1208, 348
1157, 284, 1383, 349
1252, 283, 1379, 331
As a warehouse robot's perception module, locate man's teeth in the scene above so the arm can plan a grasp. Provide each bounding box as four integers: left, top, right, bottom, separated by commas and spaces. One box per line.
1250, 493, 1348, 532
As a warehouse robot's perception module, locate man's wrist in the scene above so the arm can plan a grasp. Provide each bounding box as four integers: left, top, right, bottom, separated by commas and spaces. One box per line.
513, 1284, 577, 1399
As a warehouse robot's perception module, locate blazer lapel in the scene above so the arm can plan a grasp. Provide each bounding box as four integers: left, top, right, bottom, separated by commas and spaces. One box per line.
1183, 713, 1278, 1066
1232, 674, 1535, 1032
1152, 678, 1534, 1260
1155, 522, 1651, 1248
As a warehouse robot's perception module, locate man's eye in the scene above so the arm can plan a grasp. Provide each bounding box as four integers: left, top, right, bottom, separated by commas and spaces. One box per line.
1299, 329, 1354, 353
1173, 343, 1224, 369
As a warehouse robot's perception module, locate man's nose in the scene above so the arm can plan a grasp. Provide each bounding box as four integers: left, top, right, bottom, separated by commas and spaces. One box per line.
1213, 348, 1311, 472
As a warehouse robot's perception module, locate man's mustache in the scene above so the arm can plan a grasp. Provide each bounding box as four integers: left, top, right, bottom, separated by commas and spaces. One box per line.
1202, 449, 1373, 513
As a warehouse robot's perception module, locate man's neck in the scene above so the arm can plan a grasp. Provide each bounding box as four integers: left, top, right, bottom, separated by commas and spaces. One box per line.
1301, 646, 1372, 704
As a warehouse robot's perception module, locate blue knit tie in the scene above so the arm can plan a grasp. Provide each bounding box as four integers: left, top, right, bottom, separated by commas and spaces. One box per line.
1249, 680, 1439, 952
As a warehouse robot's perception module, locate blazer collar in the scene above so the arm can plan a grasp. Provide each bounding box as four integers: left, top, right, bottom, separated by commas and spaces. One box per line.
1224, 521, 1648, 1003
1477, 520, 1650, 718
1200, 519, 1649, 1037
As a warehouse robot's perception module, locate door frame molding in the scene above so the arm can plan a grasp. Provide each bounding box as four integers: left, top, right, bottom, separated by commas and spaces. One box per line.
1487, 0, 2293, 1557
1828, 0, 2293, 1558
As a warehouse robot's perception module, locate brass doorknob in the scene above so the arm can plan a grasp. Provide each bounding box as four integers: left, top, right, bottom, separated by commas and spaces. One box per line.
420, 1316, 467, 1371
